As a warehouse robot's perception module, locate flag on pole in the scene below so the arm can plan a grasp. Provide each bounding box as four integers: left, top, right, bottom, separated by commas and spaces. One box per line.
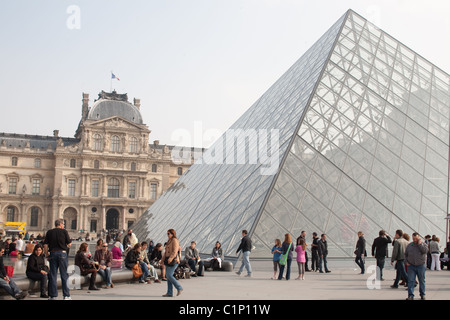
111, 72, 120, 81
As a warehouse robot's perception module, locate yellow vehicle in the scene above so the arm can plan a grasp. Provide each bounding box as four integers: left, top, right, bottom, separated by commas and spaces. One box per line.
0, 222, 27, 238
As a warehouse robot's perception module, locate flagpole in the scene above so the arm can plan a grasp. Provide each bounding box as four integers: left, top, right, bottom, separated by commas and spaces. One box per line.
110, 71, 113, 92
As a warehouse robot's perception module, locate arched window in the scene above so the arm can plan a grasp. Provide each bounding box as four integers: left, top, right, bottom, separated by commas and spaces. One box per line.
152, 164, 157, 173
7, 206, 15, 222
30, 207, 39, 227
111, 135, 120, 152
107, 178, 120, 198
93, 134, 102, 151
130, 137, 138, 153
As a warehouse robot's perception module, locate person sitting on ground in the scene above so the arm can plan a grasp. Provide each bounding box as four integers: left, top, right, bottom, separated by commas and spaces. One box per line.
185, 241, 204, 277
94, 242, 114, 288
140, 241, 161, 283
74, 242, 100, 291
0, 246, 27, 299
150, 243, 166, 281
125, 243, 150, 284
26, 244, 49, 298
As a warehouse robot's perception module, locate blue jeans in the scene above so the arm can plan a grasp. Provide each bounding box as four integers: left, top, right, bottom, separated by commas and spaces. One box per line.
278, 259, 292, 280
407, 264, 426, 299
355, 255, 365, 274
48, 251, 70, 298
97, 266, 112, 286
238, 251, 252, 275
319, 255, 329, 272
165, 263, 182, 296
393, 260, 408, 287
0, 277, 21, 297
139, 262, 150, 281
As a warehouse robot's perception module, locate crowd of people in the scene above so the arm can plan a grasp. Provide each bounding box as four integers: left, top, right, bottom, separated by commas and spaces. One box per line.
0, 221, 226, 300
1, 222, 449, 300
265, 228, 449, 300
269, 231, 331, 281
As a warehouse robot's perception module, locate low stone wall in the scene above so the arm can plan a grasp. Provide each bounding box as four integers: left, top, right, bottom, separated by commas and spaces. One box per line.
0, 260, 234, 297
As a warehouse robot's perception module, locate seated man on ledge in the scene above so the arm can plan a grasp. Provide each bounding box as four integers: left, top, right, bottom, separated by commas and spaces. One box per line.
185, 241, 204, 277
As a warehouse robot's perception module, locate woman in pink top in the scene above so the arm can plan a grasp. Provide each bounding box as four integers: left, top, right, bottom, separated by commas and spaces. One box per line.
295, 238, 307, 280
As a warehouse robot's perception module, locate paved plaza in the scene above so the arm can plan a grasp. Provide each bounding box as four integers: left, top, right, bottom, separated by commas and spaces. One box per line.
8, 258, 449, 301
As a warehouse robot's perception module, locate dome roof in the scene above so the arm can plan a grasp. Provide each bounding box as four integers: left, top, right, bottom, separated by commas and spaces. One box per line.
86, 91, 143, 124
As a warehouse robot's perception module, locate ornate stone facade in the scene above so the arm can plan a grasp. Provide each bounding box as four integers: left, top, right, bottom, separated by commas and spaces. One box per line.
0, 91, 203, 237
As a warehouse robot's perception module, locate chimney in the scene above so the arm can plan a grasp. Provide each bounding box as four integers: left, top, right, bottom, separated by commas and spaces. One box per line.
53, 130, 59, 137
134, 98, 141, 110
82, 93, 89, 119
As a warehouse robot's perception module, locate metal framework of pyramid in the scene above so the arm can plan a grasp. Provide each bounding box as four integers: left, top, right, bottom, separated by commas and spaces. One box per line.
133, 9, 450, 258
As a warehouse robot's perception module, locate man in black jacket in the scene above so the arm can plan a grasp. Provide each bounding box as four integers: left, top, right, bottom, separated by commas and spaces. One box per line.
371, 230, 392, 281
236, 230, 252, 277
317, 234, 330, 273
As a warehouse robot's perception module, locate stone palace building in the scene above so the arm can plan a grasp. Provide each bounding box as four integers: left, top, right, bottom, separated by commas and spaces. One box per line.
0, 90, 203, 237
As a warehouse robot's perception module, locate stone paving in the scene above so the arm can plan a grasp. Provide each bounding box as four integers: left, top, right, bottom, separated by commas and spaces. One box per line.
10, 258, 450, 301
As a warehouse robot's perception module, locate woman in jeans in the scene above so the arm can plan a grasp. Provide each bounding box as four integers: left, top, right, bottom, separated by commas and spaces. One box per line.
161, 229, 183, 297
278, 233, 294, 280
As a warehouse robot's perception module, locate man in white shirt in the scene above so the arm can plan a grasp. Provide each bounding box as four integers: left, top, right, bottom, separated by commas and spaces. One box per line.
16, 234, 24, 255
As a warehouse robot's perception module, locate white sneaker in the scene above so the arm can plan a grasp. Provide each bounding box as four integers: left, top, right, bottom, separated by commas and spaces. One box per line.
63, 296, 72, 300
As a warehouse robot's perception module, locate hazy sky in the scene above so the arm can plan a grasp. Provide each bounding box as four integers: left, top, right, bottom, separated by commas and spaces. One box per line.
1, 0, 449, 148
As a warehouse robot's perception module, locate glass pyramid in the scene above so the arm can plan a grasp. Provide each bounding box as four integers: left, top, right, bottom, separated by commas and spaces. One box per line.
133, 9, 450, 258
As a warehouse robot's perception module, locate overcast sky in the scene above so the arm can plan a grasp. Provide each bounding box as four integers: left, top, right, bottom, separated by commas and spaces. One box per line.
1, 0, 449, 148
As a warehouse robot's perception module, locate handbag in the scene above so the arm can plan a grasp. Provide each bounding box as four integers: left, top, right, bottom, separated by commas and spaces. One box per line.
279, 242, 292, 266
4, 266, 14, 278
164, 257, 176, 266
132, 263, 143, 278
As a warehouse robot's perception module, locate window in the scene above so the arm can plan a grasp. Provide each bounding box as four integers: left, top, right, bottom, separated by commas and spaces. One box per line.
111, 135, 120, 152
177, 167, 183, 176
152, 164, 157, 173
9, 178, 17, 194
70, 159, 76, 168
130, 137, 138, 153
128, 181, 136, 199
91, 180, 99, 197
30, 207, 39, 227
68, 179, 76, 196
11, 157, 18, 166
94, 160, 100, 169
150, 183, 157, 200
107, 178, 120, 198
131, 162, 136, 171
34, 158, 41, 168
93, 134, 102, 151
7, 206, 15, 221
32, 179, 40, 195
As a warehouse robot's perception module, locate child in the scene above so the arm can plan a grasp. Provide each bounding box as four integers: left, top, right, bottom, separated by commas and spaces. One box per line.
271, 239, 282, 280
295, 238, 307, 280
